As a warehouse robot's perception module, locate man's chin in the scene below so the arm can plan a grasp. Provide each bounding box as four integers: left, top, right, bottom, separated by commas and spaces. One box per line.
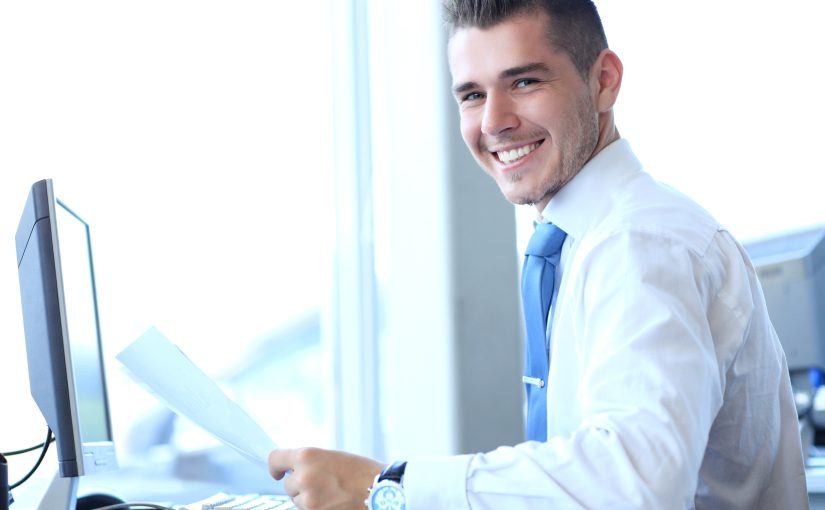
498, 178, 560, 209
501, 189, 538, 207
496, 175, 534, 203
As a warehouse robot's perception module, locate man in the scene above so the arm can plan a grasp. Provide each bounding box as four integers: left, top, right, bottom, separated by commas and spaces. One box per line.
269, 1, 809, 508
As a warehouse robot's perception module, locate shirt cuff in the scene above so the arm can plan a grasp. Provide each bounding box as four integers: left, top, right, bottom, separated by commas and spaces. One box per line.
404, 454, 474, 510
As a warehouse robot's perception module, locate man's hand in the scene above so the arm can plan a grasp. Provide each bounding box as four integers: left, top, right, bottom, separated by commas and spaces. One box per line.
269, 447, 385, 510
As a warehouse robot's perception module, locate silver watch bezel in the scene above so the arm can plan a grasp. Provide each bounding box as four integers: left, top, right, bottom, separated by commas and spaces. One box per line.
366, 478, 405, 510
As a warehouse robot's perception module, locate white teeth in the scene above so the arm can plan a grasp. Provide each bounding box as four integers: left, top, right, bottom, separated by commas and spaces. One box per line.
497, 142, 539, 163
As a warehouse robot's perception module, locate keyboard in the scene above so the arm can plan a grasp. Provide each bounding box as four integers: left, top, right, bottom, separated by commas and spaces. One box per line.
176, 492, 296, 510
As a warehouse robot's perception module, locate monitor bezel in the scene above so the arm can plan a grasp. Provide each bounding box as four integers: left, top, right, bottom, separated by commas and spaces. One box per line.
15, 179, 117, 478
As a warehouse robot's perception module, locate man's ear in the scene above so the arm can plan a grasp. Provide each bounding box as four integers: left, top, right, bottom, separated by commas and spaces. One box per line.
591, 49, 623, 113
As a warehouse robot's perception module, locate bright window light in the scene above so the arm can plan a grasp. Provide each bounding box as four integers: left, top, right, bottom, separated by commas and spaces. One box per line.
0, 0, 335, 484
518, 1, 825, 247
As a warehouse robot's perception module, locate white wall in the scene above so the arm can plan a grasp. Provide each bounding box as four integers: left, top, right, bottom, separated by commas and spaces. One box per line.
597, 0, 825, 241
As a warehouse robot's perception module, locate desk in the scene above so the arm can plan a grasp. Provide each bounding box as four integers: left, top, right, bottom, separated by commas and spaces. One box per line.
809, 464, 825, 509
13, 449, 824, 509
9, 446, 284, 510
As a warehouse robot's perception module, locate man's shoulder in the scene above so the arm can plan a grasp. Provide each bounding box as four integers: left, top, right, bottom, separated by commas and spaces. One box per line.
584, 171, 721, 256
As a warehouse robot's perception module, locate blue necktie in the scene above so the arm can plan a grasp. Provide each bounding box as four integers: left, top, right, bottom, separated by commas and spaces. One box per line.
522, 222, 567, 441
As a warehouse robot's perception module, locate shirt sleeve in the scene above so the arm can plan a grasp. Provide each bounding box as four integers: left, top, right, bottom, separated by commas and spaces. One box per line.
403, 229, 730, 509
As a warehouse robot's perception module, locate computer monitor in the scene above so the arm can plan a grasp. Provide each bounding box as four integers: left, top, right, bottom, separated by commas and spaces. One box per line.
744, 224, 825, 372
15, 179, 117, 508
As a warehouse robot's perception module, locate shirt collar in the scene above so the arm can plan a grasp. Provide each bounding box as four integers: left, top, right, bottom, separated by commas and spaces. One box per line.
539, 138, 642, 239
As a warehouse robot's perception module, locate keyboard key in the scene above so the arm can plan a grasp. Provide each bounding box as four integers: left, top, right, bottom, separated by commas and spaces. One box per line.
177, 492, 295, 510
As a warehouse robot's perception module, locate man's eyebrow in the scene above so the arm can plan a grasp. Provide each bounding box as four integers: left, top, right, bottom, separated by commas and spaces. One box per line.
452, 81, 478, 96
500, 62, 551, 79
452, 63, 552, 96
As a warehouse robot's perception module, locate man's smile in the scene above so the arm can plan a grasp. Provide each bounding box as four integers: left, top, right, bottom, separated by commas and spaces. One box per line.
492, 140, 544, 164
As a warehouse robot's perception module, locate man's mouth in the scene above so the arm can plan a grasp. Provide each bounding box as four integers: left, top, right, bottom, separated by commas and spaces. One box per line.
495, 141, 542, 164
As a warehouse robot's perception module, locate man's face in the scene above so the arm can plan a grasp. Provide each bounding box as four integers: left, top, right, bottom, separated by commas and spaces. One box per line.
448, 12, 600, 212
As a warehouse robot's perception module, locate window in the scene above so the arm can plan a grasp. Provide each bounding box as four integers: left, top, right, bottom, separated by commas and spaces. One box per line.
515, 1, 825, 245
0, 0, 337, 489
600, 1, 825, 241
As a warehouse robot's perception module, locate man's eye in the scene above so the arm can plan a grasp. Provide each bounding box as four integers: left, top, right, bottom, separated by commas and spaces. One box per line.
462, 92, 483, 102
515, 78, 537, 88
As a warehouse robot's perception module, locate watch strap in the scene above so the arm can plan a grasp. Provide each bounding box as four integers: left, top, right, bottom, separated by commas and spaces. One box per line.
365, 461, 407, 509
377, 460, 407, 484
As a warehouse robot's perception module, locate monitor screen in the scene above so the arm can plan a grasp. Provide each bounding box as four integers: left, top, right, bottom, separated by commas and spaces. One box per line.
15, 179, 117, 478
745, 225, 825, 372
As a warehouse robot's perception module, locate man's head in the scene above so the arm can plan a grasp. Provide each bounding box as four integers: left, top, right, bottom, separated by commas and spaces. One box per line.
444, 0, 608, 81
445, 0, 622, 212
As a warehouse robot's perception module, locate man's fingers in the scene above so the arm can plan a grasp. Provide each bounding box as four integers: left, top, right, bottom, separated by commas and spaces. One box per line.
268, 448, 296, 480
282, 469, 301, 500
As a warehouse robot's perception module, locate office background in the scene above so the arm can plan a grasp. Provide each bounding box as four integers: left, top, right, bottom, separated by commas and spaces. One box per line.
1, 0, 824, 499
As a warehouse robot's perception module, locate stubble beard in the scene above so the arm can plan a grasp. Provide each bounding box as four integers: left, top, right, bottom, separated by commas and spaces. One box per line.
506, 94, 600, 207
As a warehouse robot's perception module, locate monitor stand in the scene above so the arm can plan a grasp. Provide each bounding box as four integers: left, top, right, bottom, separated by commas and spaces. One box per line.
37, 472, 77, 510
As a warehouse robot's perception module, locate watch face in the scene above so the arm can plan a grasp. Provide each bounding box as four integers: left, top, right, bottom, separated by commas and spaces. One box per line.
370, 484, 405, 510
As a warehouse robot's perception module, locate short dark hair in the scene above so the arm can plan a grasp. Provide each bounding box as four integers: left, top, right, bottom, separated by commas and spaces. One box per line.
443, 0, 608, 79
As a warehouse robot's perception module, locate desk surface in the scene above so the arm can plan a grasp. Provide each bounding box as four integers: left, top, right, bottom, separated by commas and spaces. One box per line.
808, 466, 825, 509
13, 451, 825, 509
10, 446, 284, 510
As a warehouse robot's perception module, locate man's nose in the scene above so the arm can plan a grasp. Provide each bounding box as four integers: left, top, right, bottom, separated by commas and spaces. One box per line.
481, 91, 519, 135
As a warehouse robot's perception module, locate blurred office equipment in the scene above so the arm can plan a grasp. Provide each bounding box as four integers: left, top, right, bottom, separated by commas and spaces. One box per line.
15, 179, 119, 509
1, 453, 9, 510
745, 225, 825, 455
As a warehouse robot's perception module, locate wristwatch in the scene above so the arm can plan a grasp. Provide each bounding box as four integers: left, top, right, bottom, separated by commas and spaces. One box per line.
365, 461, 407, 510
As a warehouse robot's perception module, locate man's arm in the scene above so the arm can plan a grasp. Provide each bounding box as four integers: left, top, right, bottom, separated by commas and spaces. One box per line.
268, 230, 730, 509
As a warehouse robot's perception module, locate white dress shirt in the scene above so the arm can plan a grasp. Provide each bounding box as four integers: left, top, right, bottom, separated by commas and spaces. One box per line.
403, 139, 808, 509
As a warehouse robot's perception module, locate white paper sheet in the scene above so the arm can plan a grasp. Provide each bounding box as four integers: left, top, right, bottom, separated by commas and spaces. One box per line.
116, 327, 276, 469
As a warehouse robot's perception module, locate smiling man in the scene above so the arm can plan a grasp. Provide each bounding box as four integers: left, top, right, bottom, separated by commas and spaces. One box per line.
268, 1, 809, 509
448, 11, 614, 212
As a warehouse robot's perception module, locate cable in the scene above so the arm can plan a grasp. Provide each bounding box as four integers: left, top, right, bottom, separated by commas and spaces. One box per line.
9, 428, 52, 490
2, 429, 183, 510
1, 431, 56, 456
2, 430, 208, 510
92, 504, 176, 510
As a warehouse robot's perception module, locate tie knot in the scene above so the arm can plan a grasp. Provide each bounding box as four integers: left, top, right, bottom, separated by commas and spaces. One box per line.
525, 223, 567, 257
